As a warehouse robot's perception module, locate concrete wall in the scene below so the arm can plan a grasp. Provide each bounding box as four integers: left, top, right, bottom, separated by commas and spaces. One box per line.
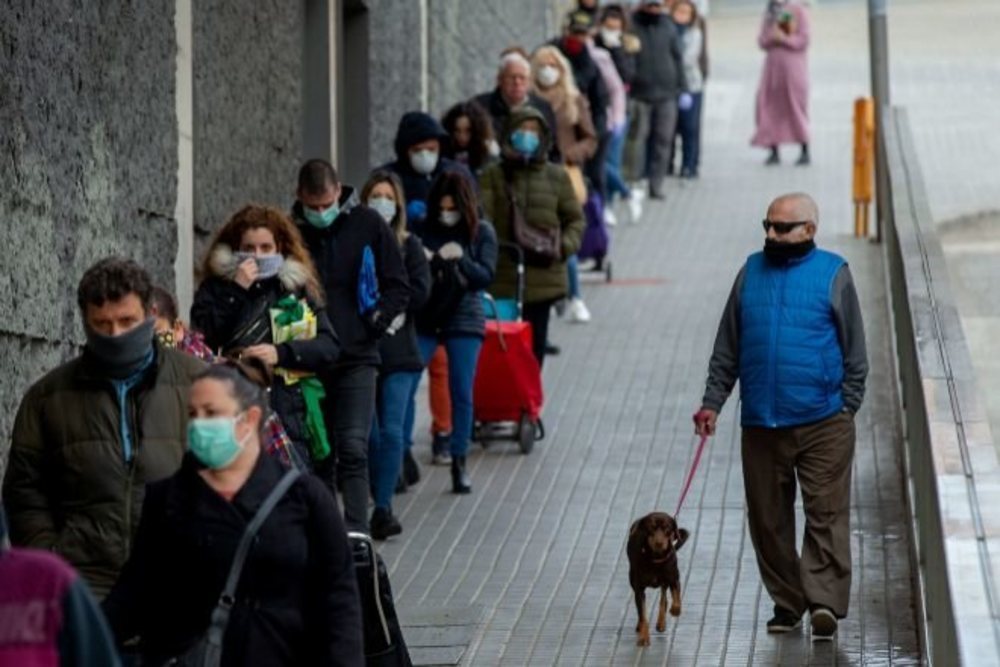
191, 0, 306, 263
0, 2, 178, 474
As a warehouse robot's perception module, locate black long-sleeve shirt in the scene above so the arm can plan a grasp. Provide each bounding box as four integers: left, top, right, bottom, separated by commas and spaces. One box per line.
702, 263, 868, 416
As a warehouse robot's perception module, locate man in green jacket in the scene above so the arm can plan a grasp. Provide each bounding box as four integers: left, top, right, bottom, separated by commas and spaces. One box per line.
2, 258, 205, 598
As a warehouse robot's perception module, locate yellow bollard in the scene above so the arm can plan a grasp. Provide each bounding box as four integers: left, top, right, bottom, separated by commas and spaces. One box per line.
852, 97, 875, 238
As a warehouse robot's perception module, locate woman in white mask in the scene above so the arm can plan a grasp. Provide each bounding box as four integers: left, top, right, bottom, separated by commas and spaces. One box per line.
359, 170, 432, 539
191, 205, 339, 468
530, 45, 597, 324
413, 172, 498, 494
103, 359, 362, 665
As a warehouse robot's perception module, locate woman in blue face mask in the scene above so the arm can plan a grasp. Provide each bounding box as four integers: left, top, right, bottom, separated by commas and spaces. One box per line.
103, 360, 363, 665
359, 170, 432, 538
478, 107, 587, 367
191, 205, 340, 468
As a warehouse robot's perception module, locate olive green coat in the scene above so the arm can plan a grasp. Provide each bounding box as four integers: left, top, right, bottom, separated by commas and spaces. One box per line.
3, 345, 205, 597
479, 106, 585, 304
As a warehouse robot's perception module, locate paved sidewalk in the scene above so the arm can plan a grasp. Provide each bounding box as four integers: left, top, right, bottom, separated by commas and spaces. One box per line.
380, 2, 922, 664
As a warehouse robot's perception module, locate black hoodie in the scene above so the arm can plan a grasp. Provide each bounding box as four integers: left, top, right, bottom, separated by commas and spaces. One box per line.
293, 186, 409, 368
378, 112, 477, 225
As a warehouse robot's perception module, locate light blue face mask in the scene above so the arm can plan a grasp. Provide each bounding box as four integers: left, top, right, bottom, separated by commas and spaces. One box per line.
510, 129, 541, 157
367, 197, 397, 223
187, 414, 249, 470
233, 252, 284, 280
304, 204, 339, 228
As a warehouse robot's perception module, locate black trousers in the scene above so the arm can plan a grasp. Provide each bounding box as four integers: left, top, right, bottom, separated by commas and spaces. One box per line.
318, 364, 377, 532
522, 298, 560, 368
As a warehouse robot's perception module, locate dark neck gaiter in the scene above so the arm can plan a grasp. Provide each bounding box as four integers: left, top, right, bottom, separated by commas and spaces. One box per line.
764, 239, 816, 264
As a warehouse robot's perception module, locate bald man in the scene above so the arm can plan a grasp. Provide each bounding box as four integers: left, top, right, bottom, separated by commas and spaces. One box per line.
694, 193, 868, 641
472, 51, 562, 163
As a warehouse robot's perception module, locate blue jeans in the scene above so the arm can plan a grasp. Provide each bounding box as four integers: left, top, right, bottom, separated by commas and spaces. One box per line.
605, 122, 631, 202
677, 92, 704, 173
369, 370, 421, 510
417, 334, 483, 458
567, 254, 581, 299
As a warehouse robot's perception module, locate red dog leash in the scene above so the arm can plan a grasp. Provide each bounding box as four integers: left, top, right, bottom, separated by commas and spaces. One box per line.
674, 433, 709, 517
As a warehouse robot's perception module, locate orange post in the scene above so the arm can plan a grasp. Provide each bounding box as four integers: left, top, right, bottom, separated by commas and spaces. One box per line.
852, 97, 875, 238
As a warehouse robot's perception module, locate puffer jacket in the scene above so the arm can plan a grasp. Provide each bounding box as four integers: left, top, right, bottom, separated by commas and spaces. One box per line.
479, 106, 585, 304
415, 219, 498, 339
631, 12, 688, 102
3, 345, 205, 598
190, 246, 340, 448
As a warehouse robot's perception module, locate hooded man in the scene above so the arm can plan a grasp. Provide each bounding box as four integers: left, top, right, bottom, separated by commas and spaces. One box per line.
3, 258, 205, 598
379, 111, 478, 226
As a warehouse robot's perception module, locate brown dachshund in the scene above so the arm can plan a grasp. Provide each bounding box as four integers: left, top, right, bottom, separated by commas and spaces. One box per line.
627, 512, 690, 646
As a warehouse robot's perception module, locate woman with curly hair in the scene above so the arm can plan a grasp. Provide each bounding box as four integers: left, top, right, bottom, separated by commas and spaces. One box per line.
191, 205, 340, 466
441, 101, 498, 177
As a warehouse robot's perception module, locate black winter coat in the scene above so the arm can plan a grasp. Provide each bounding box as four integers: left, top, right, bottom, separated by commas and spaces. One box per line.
293, 187, 410, 368
594, 36, 638, 86
552, 38, 610, 137
103, 452, 363, 666
377, 234, 432, 373
190, 253, 339, 449
415, 220, 498, 339
472, 89, 563, 163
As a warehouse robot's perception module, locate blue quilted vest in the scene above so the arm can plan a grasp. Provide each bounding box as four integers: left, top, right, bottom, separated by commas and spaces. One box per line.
739, 248, 845, 428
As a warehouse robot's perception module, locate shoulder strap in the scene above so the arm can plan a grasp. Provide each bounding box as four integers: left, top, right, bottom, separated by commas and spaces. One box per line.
205, 468, 301, 646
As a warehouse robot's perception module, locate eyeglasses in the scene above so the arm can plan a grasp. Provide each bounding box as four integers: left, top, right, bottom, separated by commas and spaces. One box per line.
762, 219, 810, 234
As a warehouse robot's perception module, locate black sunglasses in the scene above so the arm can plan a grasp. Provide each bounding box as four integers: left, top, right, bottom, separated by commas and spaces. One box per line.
762, 219, 810, 234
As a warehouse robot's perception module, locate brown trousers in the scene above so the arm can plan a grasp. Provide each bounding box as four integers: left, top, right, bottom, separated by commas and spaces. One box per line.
742, 411, 855, 617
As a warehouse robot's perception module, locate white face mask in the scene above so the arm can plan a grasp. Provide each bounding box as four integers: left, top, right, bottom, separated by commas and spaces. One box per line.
367, 196, 397, 223
409, 149, 439, 175
439, 210, 462, 227
536, 65, 561, 88
486, 138, 501, 158
600, 27, 623, 48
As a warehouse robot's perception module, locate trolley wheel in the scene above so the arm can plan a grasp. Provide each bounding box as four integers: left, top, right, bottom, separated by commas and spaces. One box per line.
605, 261, 613, 283
518, 415, 536, 454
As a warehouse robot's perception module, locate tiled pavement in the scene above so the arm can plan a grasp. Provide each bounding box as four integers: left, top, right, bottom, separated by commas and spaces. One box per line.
379, 2, 923, 664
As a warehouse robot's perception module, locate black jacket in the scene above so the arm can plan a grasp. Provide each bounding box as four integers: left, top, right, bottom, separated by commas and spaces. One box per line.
377, 234, 432, 373
293, 187, 410, 368
415, 220, 498, 339
472, 89, 563, 163
552, 38, 610, 136
190, 251, 339, 447
631, 12, 688, 102
594, 35, 638, 86
378, 112, 478, 226
103, 453, 363, 666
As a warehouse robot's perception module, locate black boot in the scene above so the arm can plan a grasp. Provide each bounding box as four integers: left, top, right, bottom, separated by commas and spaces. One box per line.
765, 146, 780, 165
370, 507, 402, 540
451, 456, 472, 494
431, 432, 452, 466
796, 143, 810, 166
402, 449, 421, 486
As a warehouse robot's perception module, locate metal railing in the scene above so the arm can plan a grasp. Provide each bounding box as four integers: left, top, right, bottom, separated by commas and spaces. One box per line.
882, 106, 1000, 666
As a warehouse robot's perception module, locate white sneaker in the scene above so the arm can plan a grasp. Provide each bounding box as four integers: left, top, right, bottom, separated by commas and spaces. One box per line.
567, 298, 591, 323
627, 196, 643, 223
604, 207, 618, 227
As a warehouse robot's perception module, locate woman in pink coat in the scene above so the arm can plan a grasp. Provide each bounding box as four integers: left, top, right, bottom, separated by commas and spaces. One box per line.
751, 0, 810, 165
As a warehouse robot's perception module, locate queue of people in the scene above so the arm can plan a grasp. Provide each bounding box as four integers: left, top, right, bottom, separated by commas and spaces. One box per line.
1, 2, 714, 664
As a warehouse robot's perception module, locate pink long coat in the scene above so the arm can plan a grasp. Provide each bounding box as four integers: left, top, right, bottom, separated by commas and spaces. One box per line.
751, 2, 810, 147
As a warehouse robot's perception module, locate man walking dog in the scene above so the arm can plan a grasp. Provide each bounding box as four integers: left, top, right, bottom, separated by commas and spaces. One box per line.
694, 192, 868, 641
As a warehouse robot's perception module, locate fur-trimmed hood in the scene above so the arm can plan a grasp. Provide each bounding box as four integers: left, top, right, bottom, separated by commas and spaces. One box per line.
207, 244, 312, 294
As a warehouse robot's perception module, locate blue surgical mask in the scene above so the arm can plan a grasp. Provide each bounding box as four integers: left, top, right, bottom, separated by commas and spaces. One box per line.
304, 204, 339, 228
367, 197, 397, 223
510, 130, 541, 157
187, 414, 250, 470
233, 252, 284, 280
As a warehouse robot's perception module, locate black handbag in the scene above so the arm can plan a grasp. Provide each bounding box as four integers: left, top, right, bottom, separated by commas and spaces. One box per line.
221, 296, 274, 355
348, 532, 412, 667
158, 469, 301, 667
503, 167, 561, 268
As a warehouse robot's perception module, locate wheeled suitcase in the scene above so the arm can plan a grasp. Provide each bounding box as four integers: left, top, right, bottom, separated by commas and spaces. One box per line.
348, 532, 412, 667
